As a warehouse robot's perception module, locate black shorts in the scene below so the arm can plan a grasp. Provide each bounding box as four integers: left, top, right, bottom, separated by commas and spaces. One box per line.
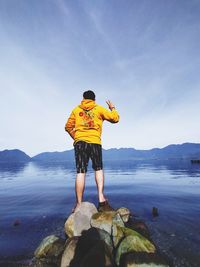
74, 141, 103, 173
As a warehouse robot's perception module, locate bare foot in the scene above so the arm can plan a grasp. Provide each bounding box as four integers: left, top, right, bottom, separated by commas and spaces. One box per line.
72, 203, 81, 213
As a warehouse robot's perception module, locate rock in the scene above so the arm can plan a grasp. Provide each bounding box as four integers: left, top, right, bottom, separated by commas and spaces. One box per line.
96, 228, 113, 252
113, 212, 125, 227
119, 252, 170, 267
64, 202, 97, 237
152, 207, 159, 217
13, 219, 20, 226
116, 207, 131, 223
28, 257, 58, 267
115, 228, 156, 265
74, 211, 91, 235
125, 218, 150, 239
60, 237, 79, 267
83, 227, 113, 252
75, 228, 112, 260
112, 225, 125, 248
91, 211, 124, 235
74, 201, 98, 216
64, 213, 75, 238
112, 223, 151, 249
34, 235, 65, 259
61, 227, 113, 267
80, 240, 114, 267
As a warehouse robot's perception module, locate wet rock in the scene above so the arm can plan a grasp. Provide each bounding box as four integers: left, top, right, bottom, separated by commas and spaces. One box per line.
34, 235, 65, 259
120, 252, 170, 267
13, 219, 20, 226
115, 228, 156, 265
97, 228, 113, 252
28, 257, 58, 267
60, 237, 79, 267
85, 227, 113, 252
112, 224, 154, 251
75, 228, 113, 260
91, 211, 124, 235
125, 218, 150, 239
64, 202, 97, 237
64, 213, 75, 238
152, 207, 159, 217
112, 224, 125, 248
80, 240, 114, 267
116, 207, 131, 223
61, 227, 113, 267
113, 212, 125, 227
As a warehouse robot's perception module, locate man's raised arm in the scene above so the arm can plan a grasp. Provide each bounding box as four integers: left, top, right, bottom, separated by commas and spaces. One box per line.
100, 100, 120, 123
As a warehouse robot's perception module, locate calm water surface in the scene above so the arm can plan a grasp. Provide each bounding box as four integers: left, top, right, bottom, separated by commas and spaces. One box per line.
0, 160, 200, 267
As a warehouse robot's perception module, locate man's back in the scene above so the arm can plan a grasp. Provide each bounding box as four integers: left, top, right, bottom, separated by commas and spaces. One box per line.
65, 99, 119, 145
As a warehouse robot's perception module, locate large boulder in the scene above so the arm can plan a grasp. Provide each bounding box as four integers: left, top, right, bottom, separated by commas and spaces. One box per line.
60, 237, 79, 267
91, 211, 124, 235
83, 227, 113, 253
64, 202, 97, 237
115, 228, 156, 265
80, 240, 114, 267
61, 227, 114, 267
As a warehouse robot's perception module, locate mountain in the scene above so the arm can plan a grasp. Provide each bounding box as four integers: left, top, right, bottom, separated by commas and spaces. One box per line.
1, 143, 200, 163
102, 143, 200, 160
32, 142, 200, 162
0, 149, 31, 162
32, 149, 74, 162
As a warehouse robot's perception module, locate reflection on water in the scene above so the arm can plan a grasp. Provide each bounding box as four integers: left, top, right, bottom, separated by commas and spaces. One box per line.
0, 162, 29, 177
0, 160, 200, 267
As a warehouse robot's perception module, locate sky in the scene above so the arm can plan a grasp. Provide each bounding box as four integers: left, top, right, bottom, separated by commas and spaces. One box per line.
0, 0, 200, 156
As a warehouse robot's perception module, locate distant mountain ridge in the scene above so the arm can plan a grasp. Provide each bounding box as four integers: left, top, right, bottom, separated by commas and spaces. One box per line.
0, 149, 31, 162
1, 143, 200, 163
102, 143, 200, 160
32, 150, 74, 162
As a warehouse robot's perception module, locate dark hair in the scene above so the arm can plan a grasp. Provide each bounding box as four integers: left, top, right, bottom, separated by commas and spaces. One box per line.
83, 90, 95, 100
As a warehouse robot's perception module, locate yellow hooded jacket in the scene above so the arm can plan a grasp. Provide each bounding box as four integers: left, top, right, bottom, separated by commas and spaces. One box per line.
65, 99, 119, 145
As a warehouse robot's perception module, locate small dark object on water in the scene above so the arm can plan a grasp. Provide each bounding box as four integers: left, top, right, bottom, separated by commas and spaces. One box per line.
152, 207, 159, 217
13, 219, 20, 226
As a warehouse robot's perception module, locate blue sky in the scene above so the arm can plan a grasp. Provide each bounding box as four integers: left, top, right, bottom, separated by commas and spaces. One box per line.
0, 0, 200, 156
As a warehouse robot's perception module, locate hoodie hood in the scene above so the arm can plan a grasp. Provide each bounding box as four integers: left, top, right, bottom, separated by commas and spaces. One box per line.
79, 99, 96, 111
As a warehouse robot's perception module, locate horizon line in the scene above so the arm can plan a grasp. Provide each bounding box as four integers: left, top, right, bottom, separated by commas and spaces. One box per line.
1, 141, 200, 158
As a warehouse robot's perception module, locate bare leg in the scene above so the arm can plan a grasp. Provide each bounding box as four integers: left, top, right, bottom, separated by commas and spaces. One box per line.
95, 169, 106, 203
73, 172, 86, 212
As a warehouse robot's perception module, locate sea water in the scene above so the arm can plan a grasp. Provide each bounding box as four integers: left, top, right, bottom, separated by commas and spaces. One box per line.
0, 159, 200, 267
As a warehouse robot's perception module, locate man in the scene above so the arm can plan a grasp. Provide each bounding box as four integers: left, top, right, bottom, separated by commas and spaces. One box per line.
65, 90, 119, 212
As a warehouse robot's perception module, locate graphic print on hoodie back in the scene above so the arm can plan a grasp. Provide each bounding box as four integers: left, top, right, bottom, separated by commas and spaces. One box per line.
65, 99, 120, 145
